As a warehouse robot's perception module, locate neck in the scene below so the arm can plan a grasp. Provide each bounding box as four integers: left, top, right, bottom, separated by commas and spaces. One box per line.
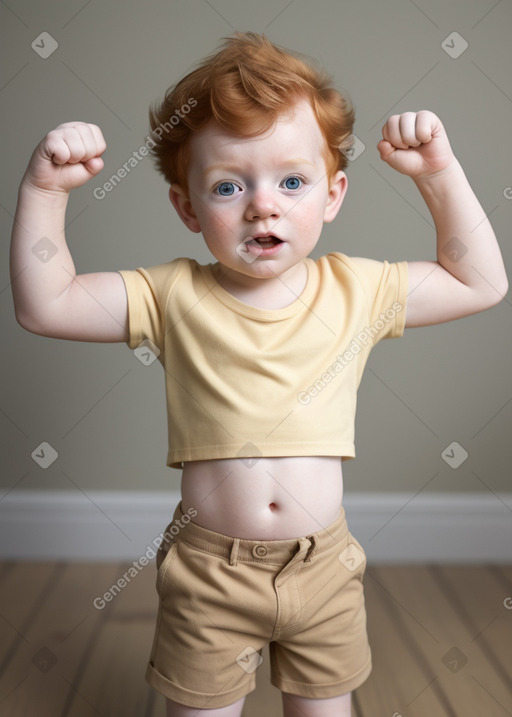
212, 260, 308, 309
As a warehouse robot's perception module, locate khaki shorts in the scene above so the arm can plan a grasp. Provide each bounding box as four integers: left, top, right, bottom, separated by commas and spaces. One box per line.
146, 501, 372, 709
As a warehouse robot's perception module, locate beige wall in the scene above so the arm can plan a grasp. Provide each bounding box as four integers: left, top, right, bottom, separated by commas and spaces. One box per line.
3, 0, 511, 496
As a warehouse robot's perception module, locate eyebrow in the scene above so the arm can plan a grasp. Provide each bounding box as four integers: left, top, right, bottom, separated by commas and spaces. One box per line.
203, 158, 317, 177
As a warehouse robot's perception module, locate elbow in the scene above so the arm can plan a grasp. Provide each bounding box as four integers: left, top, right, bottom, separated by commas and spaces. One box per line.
14, 308, 31, 331
480, 277, 509, 310
496, 262, 509, 304
14, 309, 47, 336
492, 274, 509, 306
12, 295, 36, 332
502, 274, 510, 301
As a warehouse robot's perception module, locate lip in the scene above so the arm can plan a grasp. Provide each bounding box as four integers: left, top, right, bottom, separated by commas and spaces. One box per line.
244, 234, 284, 258
251, 232, 283, 241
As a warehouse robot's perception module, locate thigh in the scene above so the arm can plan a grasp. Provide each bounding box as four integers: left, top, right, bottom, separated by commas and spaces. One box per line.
166, 695, 246, 717
282, 691, 352, 717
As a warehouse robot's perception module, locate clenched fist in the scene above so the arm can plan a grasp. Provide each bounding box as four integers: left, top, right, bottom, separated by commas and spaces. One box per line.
23, 122, 106, 193
377, 110, 456, 179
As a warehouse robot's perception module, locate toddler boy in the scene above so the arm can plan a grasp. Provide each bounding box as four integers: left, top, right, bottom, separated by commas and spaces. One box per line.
10, 32, 508, 717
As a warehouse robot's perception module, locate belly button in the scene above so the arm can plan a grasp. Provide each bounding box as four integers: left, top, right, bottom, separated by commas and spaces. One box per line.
268, 502, 277, 512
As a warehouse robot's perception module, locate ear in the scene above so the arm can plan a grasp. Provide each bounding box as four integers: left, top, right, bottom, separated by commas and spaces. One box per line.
323, 170, 348, 223
169, 185, 202, 233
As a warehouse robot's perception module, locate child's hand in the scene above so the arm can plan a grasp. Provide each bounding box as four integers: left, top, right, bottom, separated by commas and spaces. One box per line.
377, 110, 456, 179
23, 122, 106, 193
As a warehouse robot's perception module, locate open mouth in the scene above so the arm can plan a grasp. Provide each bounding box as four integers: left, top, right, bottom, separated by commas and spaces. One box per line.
248, 236, 283, 248
241, 234, 284, 258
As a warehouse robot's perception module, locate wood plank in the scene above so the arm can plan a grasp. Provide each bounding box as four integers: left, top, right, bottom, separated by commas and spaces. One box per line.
63, 560, 159, 716
356, 564, 512, 716
429, 564, 512, 715
0, 563, 65, 674
0, 562, 71, 717
353, 565, 436, 715
69, 621, 154, 716
0, 562, 126, 717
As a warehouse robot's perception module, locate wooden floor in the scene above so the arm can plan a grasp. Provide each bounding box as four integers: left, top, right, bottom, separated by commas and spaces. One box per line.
0, 562, 510, 716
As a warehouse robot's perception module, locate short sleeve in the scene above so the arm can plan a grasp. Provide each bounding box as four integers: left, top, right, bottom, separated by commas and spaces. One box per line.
117, 259, 185, 354
344, 255, 409, 343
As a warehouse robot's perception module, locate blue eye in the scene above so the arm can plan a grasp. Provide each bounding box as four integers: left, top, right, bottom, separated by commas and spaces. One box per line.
216, 182, 236, 196
283, 176, 302, 190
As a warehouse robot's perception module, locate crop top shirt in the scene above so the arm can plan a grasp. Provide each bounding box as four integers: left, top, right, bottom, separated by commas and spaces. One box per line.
118, 253, 408, 468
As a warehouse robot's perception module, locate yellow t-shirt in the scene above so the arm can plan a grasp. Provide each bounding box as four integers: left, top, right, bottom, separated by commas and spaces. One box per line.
118, 252, 408, 469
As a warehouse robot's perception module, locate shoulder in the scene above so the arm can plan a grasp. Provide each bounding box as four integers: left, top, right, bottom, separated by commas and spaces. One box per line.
318, 252, 408, 287
127, 256, 199, 292
316, 252, 389, 285
319, 251, 399, 272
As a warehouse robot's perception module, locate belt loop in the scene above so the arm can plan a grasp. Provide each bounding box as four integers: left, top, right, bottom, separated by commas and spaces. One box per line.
229, 538, 240, 566
304, 535, 317, 562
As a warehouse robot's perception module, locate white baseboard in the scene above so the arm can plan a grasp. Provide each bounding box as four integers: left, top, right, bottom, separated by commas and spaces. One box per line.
0, 491, 510, 563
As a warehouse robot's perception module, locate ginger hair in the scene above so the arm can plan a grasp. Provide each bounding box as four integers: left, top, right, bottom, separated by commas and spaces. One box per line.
149, 32, 355, 195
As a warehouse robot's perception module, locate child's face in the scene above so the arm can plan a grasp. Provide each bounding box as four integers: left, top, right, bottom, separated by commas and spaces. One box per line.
170, 98, 347, 284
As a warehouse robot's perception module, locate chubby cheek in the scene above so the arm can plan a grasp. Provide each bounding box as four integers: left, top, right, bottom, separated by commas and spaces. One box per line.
210, 209, 239, 239
192, 198, 223, 231
199, 210, 240, 257
291, 203, 325, 245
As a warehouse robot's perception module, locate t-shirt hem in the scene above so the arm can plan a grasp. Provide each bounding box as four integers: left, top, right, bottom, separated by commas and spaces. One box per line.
392, 260, 409, 338
117, 269, 142, 350
167, 444, 356, 469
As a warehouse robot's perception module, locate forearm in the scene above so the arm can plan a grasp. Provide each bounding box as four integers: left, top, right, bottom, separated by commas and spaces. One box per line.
414, 159, 508, 300
10, 181, 77, 326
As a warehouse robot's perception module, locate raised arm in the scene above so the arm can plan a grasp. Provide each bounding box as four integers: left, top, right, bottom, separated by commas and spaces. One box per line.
10, 122, 129, 342
377, 111, 508, 328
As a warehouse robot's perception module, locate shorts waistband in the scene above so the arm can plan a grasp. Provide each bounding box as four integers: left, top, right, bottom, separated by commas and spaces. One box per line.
159, 501, 349, 565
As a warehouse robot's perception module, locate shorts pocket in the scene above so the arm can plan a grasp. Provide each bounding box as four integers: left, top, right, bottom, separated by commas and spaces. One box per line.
156, 540, 178, 596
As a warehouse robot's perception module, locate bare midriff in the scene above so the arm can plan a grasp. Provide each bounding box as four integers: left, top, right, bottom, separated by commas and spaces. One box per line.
180, 455, 343, 540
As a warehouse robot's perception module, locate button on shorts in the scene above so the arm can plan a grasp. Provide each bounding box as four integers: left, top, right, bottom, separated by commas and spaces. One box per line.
146, 501, 372, 710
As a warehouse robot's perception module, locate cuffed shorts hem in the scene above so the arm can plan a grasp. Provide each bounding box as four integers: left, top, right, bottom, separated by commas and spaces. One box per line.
273, 652, 372, 699
145, 661, 256, 710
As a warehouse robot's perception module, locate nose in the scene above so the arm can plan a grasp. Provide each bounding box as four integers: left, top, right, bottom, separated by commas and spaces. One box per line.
244, 188, 281, 222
